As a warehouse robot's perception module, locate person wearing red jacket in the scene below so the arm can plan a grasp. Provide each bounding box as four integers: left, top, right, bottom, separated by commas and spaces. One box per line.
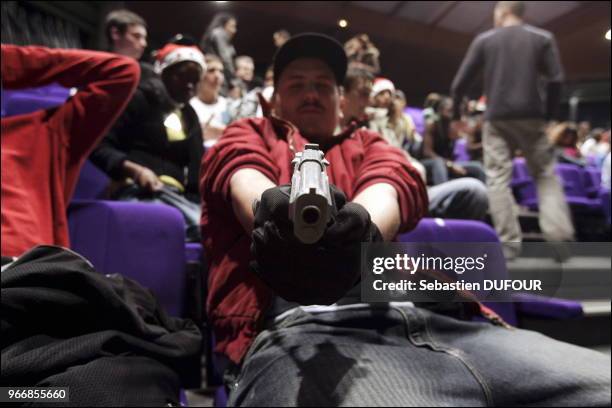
1, 45, 140, 258
200, 34, 610, 406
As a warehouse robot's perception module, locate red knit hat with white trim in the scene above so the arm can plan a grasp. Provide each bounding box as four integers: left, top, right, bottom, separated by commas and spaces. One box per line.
154, 44, 206, 74
371, 77, 395, 98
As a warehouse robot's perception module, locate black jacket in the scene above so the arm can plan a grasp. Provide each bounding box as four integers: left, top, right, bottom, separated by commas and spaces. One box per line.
90, 63, 203, 199
1, 245, 201, 406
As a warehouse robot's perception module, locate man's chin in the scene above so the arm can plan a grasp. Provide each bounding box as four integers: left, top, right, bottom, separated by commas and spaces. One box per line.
298, 129, 330, 143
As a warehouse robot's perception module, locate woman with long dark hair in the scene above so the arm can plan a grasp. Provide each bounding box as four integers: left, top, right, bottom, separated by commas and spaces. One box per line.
200, 12, 237, 83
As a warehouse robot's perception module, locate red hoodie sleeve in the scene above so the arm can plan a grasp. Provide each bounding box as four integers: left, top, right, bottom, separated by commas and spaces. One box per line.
0, 45, 140, 167
200, 118, 281, 205
352, 130, 428, 233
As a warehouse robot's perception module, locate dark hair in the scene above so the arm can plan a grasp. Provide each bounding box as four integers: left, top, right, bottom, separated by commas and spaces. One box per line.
105, 9, 146, 45
200, 12, 237, 53
495, 1, 525, 17
343, 68, 373, 93
204, 12, 236, 39
166, 33, 198, 47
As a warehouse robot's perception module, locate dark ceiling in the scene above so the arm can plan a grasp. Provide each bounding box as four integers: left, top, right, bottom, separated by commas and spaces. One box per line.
127, 1, 611, 104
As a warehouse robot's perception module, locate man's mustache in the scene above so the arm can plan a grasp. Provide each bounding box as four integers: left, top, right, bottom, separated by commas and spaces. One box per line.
298, 102, 324, 111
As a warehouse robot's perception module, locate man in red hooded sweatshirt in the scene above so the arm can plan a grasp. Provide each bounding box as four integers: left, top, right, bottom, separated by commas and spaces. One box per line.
1, 45, 140, 258
200, 34, 610, 406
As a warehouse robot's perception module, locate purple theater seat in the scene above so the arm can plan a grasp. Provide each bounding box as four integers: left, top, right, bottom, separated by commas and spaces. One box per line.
453, 138, 470, 162
513, 160, 603, 213
68, 200, 186, 317
399, 218, 517, 325
399, 218, 583, 324
399, 217, 499, 243
583, 167, 603, 198
511, 293, 583, 319
554, 164, 602, 213
511, 158, 537, 207
404, 107, 424, 135
600, 188, 611, 224
72, 160, 110, 201
3, 84, 71, 117
214, 386, 228, 408
185, 242, 203, 263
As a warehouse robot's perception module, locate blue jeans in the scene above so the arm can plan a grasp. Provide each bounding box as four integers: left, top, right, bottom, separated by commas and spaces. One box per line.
428, 178, 489, 221
423, 158, 487, 185
227, 304, 610, 406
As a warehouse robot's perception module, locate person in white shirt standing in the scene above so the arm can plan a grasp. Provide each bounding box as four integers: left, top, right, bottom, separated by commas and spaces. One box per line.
190, 54, 229, 148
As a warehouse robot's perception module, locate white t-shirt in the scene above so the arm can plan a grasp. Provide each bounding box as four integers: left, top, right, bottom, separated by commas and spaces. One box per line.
190, 96, 229, 128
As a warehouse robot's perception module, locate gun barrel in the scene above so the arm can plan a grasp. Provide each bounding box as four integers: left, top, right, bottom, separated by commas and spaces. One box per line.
289, 144, 332, 244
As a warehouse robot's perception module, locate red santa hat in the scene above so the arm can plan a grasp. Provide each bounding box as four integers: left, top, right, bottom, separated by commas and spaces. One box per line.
370, 77, 395, 98
154, 44, 206, 74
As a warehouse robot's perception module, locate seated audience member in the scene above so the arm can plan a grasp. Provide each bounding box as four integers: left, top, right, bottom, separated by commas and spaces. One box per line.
368, 77, 420, 155
1, 45, 139, 257
90, 43, 205, 240
235, 55, 263, 92
272, 29, 290, 50
200, 33, 610, 406
104, 9, 148, 60
577, 120, 591, 146
263, 65, 274, 88
465, 97, 485, 162
227, 78, 246, 101
581, 128, 605, 157
344, 33, 381, 74
581, 128, 611, 167
549, 122, 586, 167
393, 90, 422, 155
342, 69, 488, 221
421, 93, 486, 185
191, 54, 229, 148
603, 152, 611, 190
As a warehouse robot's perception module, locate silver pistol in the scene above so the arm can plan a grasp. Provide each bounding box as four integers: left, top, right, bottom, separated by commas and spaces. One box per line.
289, 143, 332, 244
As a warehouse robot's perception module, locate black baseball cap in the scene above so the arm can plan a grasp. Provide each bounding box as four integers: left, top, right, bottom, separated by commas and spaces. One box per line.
273, 33, 348, 86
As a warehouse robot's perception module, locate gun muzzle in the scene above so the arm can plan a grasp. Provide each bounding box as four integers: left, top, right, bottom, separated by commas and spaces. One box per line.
289, 143, 332, 244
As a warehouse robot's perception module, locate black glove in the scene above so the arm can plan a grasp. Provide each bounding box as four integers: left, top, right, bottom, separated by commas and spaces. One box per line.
250, 184, 382, 305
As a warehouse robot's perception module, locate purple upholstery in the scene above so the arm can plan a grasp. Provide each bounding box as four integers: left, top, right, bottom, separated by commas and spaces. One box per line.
3, 84, 71, 117
185, 242, 203, 263
214, 386, 228, 408
600, 188, 611, 224
399, 218, 583, 324
513, 160, 603, 213
453, 138, 470, 162
399, 218, 517, 325
583, 167, 603, 198
511, 293, 583, 319
67, 200, 187, 317
404, 107, 424, 135
399, 217, 500, 243
72, 160, 110, 201
555, 164, 602, 212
